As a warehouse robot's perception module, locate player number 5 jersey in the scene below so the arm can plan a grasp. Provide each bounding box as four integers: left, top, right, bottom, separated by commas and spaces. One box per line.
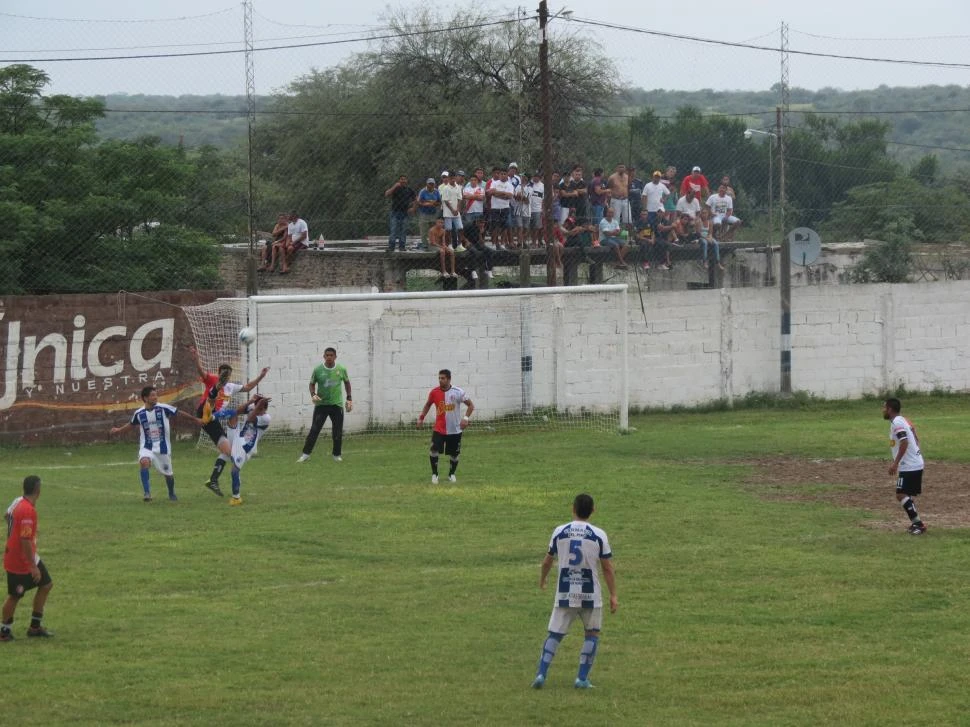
548, 520, 612, 609
889, 415, 924, 471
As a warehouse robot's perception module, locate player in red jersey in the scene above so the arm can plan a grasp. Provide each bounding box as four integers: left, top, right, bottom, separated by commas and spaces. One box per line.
2, 476, 53, 641
417, 369, 475, 484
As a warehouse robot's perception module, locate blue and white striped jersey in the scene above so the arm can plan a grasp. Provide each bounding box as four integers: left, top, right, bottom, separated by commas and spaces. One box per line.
130, 403, 178, 454
547, 520, 612, 609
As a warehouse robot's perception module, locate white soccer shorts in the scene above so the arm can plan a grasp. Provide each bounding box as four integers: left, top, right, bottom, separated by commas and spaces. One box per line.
138, 449, 173, 476
547, 606, 603, 634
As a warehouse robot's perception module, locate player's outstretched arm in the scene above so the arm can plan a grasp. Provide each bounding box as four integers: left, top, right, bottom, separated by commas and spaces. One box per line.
601, 558, 618, 613
109, 422, 133, 435
186, 345, 207, 379
177, 411, 205, 427
241, 367, 270, 393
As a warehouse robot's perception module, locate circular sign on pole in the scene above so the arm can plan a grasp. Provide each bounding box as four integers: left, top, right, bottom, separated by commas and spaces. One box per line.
788, 227, 821, 266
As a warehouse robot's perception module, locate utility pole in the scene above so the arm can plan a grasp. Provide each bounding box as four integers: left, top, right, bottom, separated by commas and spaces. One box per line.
244, 0, 258, 296
538, 1, 556, 286
777, 106, 790, 395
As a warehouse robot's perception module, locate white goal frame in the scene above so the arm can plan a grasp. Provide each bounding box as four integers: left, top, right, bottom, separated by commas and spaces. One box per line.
187, 284, 629, 438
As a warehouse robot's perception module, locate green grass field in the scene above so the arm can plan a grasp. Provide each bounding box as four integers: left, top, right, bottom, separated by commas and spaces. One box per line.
2, 396, 969, 726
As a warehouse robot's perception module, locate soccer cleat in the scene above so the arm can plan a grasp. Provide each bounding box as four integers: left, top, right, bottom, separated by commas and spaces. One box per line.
449, 474, 457, 483
333, 455, 343, 462
143, 495, 152, 502
26, 626, 53, 638
909, 523, 928, 535
574, 678, 594, 689
530, 675, 545, 689
204, 480, 224, 497
0, 631, 13, 642
168, 494, 178, 502
297, 454, 311, 463
229, 496, 243, 506
431, 474, 439, 485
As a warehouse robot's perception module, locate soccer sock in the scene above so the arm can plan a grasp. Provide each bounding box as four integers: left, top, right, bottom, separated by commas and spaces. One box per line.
231, 469, 241, 497
0, 619, 11, 635
165, 476, 175, 497
210, 456, 227, 484
901, 496, 921, 523
577, 635, 599, 681
139, 468, 151, 495
430, 453, 439, 476
30, 611, 42, 629
449, 457, 459, 476
536, 632, 563, 678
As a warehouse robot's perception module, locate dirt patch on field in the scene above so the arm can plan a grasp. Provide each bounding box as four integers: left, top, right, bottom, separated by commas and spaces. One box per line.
741, 458, 970, 530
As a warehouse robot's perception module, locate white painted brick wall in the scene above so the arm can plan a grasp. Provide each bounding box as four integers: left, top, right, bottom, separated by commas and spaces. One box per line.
247, 281, 970, 430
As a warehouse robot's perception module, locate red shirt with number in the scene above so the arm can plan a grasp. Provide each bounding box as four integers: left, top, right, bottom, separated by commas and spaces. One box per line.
4, 497, 38, 575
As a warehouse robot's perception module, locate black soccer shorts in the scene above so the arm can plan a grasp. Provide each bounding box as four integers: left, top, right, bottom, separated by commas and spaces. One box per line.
895, 469, 923, 496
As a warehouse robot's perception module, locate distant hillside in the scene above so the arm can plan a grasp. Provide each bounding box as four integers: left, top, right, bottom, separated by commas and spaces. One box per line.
95, 86, 970, 172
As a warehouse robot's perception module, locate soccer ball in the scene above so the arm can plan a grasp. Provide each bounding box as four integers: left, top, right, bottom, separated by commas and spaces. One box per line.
238, 327, 256, 345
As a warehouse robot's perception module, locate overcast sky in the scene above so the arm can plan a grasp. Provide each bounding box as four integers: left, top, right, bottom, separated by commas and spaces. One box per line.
1, 0, 969, 97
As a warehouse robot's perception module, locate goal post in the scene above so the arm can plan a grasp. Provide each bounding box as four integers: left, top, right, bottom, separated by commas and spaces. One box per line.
183, 284, 629, 440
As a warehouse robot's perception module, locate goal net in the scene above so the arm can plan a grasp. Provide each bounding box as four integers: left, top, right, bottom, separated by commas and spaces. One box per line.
182, 285, 629, 441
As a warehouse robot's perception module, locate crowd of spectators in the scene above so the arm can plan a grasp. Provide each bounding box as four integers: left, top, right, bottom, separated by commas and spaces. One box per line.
385, 162, 742, 273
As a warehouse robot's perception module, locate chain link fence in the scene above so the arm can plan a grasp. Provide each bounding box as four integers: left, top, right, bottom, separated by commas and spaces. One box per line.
2, 6, 970, 296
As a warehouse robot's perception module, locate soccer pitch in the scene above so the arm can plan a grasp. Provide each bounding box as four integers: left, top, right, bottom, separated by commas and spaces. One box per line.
2, 396, 969, 726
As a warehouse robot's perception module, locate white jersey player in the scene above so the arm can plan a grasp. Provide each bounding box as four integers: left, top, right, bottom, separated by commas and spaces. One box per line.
213, 395, 272, 506
882, 397, 927, 535
109, 386, 203, 502
531, 493, 618, 690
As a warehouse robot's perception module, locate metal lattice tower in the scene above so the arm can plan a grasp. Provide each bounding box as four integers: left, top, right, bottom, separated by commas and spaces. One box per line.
244, 0, 258, 295
780, 22, 790, 131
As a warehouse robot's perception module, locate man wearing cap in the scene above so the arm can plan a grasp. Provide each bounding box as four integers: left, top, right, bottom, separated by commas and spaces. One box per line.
440, 171, 464, 249
416, 178, 442, 249
641, 170, 669, 237
384, 175, 417, 252
680, 166, 710, 200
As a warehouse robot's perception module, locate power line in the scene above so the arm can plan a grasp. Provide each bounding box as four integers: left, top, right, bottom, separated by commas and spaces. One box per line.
0, 16, 523, 63
567, 16, 970, 70
0, 7, 236, 24
789, 28, 970, 42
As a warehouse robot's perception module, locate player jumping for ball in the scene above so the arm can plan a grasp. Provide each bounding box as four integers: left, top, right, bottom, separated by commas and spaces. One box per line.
109, 386, 204, 501
212, 394, 272, 506
416, 369, 474, 484
187, 345, 269, 496
882, 397, 927, 535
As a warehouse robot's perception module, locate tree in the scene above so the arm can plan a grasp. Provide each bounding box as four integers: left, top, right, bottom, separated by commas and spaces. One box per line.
255, 9, 619, 238
0, 65, 225, 294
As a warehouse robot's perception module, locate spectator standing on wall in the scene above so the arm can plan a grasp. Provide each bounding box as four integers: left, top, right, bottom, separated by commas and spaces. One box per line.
587, 168, 608, 238
680, 166, 710, 201
384, 175, 416, 252
297, 347, 352, 464
416, 178, 442, 249
527, 170, 545, 248
488, 168, 515, 250
641, 170, 669, 237
440, 171, 464, 249
560, 166, 589, 226
463, 175, 485, 227
697, 206, 723, 270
